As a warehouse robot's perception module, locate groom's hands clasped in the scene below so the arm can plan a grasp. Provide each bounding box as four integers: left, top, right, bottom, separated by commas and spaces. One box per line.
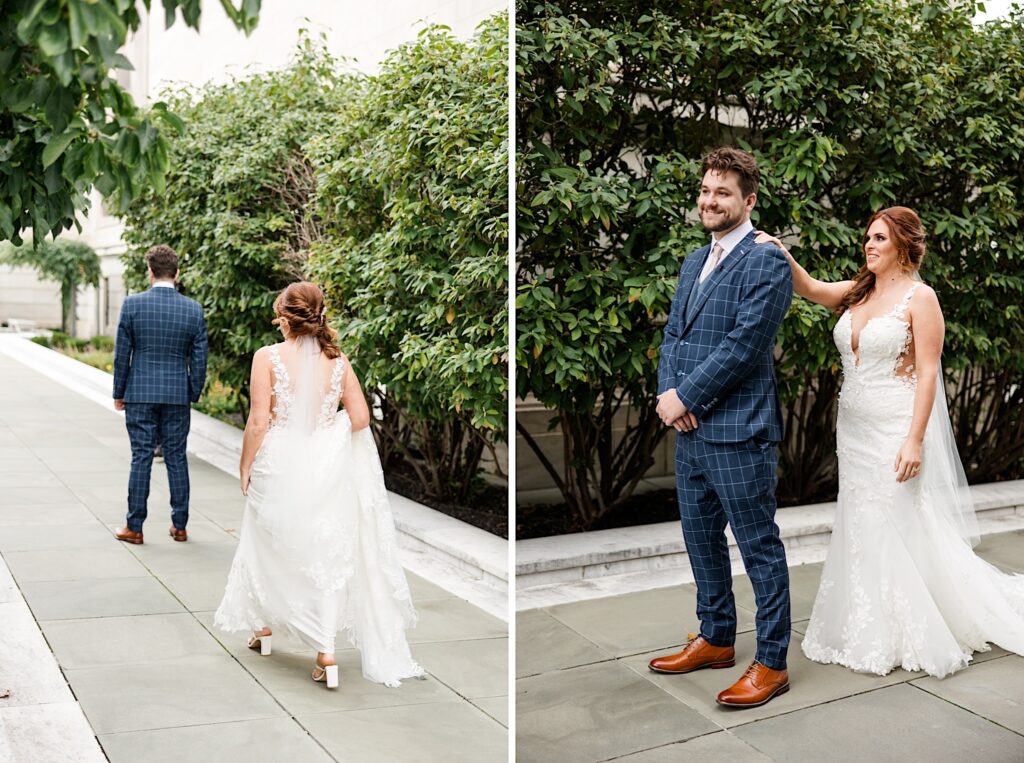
656, 390, 698, 432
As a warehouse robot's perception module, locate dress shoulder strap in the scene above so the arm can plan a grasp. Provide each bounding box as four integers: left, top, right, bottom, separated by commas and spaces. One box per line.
331, 356, 346, 400
890, 282, 922, 319
268, 344, 284, 377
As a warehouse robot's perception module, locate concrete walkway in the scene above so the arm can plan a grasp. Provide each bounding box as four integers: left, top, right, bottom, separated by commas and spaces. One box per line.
0, 352, 507, 762
517, 532, 1024, 762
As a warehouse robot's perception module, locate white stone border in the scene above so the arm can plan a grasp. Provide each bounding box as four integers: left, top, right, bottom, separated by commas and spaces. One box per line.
517, 476, 1024, 610
0, 335, 508, 621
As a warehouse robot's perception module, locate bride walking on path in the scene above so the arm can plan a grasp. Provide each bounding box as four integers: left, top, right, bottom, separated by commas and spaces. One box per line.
758, 207, 1024, 678
214, 281, 424, 689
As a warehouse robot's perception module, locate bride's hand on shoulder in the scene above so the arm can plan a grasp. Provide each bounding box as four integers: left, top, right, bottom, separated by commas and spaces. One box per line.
754, 231, 791, 259
894, 438, 923, 483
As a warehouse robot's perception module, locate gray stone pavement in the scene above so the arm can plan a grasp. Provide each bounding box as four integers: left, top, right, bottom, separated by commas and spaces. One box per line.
0, 352, 507, 762
517, 532, 1024, 762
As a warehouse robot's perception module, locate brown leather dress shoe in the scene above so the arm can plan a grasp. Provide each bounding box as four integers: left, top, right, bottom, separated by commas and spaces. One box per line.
169, 526, 187, 542
648, 633, 736, 674
716, 661, 789, 708
114, 526, 143, 545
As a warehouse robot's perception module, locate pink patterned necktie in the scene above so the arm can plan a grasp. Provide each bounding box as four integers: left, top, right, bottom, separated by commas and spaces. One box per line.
701, 242, 724, 284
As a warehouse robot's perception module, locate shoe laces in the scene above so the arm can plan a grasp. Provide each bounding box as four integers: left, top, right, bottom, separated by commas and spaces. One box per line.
742, 661, 763, 679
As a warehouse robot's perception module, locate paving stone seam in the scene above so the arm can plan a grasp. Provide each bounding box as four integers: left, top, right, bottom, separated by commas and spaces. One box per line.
905, 676, 1024, 741
595, 729, 750, 763
518, 656, 737, 739
398, 656, 509, 726
702, 679, 933, 732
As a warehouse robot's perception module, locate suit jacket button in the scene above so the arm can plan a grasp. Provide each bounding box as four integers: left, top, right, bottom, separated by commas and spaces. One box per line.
676, 371, 684, 377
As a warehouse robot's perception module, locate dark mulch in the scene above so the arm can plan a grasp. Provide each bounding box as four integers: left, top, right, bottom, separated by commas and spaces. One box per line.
384, 460, 508, 539
516, 489, 681, 540
516, 487, 838, 539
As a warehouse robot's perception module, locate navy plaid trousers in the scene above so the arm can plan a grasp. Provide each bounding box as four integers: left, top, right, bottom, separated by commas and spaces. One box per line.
125, 403, 191, 532
676, 433, 790, 670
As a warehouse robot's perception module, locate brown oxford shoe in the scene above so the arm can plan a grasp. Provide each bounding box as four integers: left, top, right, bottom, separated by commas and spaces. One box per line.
114, 526, 143, 545
169, 526, 188, 542
648, 633, 736, 674
716, 661, 789, 708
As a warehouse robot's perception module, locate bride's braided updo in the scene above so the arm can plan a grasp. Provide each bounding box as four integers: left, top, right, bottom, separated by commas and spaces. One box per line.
272, 281, 341, 360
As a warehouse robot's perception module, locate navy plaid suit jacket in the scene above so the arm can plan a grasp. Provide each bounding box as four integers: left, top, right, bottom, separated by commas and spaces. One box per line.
657, 230, 792, 443
113, 286, 208, 405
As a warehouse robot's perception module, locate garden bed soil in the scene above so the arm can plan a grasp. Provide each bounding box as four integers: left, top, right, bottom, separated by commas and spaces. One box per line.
516, 487, 833, 539
384, 460, 508, 539
517, 489, 680, 540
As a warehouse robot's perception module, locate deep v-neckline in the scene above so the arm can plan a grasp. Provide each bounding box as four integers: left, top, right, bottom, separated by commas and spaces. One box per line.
847, 283, 919, 367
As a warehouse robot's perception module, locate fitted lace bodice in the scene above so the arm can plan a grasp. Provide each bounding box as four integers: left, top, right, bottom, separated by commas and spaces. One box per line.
834, 282, 920, 389
268, 345, 345, 429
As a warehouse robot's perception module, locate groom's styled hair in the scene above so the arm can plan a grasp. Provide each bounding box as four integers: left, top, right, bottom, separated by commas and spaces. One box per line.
145, 244, 178, 280
701, 147, 760, 198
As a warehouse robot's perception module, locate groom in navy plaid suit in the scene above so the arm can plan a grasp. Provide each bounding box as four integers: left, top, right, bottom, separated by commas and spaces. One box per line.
112, 245, 207, 545
648, 148, 794, 708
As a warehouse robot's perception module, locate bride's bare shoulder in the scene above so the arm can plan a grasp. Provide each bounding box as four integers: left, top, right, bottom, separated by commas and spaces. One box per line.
910, 282, 939, 305
908, 283, 942, 321
252, 344, 281, 364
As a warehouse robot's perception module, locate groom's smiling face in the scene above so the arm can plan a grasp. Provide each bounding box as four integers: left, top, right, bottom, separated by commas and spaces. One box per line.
698, 170, 755, 235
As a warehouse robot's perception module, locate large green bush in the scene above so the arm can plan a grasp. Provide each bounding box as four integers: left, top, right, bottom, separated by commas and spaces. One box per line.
309, 15, 509, 502
121, 36, 353, 414
517, 0, 1024, 526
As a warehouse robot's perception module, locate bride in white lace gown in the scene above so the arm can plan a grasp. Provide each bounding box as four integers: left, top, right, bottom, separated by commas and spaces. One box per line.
758, 207, 1024, 678
214, 282, 424, 688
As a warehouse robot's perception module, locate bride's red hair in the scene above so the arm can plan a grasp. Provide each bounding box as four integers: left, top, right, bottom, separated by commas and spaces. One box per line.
272, 281, 341, 360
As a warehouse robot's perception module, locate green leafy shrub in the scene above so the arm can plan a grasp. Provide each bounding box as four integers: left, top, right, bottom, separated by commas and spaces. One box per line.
29, 335, 51, 348
517, 0, 1024, 527
90, 335, 114, 352
309, 15, 509, 502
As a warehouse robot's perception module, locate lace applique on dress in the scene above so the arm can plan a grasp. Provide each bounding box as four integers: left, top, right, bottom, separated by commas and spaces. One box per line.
318, 358, 346, 427
268, 346, 293, 426
889, 283, 921, 388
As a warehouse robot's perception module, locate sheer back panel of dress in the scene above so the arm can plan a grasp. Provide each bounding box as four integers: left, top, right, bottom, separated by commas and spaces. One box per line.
268, 341, 345, 430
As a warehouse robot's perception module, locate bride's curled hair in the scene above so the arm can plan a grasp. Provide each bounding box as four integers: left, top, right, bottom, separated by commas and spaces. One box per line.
272, 281, 341, 359
839, 206, 927, 315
